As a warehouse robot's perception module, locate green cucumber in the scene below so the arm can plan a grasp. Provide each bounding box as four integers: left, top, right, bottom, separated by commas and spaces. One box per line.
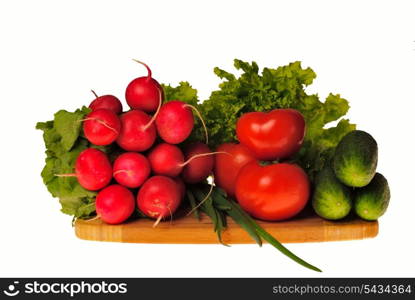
312, 165, 352, 220
333, 130, 378, 187
354, 173, 390, 221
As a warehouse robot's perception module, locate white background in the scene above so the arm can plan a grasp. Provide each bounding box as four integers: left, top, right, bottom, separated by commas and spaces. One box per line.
0, 0, 414, 277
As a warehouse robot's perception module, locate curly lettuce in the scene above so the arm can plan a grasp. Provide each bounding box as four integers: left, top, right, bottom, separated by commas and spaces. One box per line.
163, 60, 355, 179
36, 107, 97, 218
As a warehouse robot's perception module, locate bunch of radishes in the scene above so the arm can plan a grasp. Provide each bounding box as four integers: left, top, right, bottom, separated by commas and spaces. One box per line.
66, 61, 215, 226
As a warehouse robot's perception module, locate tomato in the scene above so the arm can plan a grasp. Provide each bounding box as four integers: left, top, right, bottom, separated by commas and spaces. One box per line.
236, 109, 305, 161
235, 162, 310, 221
214, 143, 257, 197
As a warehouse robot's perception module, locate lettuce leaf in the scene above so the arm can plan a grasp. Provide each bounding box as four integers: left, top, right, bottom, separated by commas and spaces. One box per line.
36, 107, 97, 218
165, 59, 356, 180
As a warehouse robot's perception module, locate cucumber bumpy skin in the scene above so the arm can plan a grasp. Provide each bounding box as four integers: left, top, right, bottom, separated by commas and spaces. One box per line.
354, 173, 390, 221
333, 130, 378, 187
312, 165, 352, 220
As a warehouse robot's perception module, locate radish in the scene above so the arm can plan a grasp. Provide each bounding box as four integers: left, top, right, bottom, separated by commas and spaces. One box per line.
82, 108, 121, 146
75, 148, 112, 190
116, 110, 156, 152
172, 177, 186, 199
155, 100, 208, 144
137, 176, 182, 226
182, 142, 215, 184
95, 184, 135, 224
147, 143, 184, 177
147, 142, 220, 178
89, 90, 123, 114
113, 152, 151, 188
125, 60, 163, 113
56, 148, 112, 191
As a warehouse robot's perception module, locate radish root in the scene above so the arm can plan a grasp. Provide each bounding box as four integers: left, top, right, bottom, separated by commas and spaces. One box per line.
132, 59, 152, 79
167, 205, 173, 226
185, 104, 208, 144
142, 89, 163, 131
113, 170, 134, 176
79, 117, 119, 134
91, 90, 99, 98
152, 214, 163, 228
54, 173, 76, 177
179, 151, 229, 167
186, 175, 215, 216
86, 215, 100, 222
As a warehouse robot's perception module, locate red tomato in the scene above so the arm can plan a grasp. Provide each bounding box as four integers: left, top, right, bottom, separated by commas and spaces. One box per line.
214, 143, 257, 197
235, 162, 310, 221
236, 109, 305, 161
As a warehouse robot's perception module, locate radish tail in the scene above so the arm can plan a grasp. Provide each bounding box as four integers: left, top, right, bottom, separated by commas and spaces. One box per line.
85, 215, 100, 222
142, 89, 163, 131
113, 170, 133, 176
91, 90, 99, 98
186, 175, 214, 216
167, 205, 173, 225
78, 117, 119, 134
54, 173, 77, 177
185, 104, 208, 144
132, 59, 152, 79
152, 214, 163, 228
180, 152, 228, 167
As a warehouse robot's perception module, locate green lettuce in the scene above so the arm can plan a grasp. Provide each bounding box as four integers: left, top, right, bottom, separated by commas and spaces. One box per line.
163, 59, 355, 179
36, 107, 97, 218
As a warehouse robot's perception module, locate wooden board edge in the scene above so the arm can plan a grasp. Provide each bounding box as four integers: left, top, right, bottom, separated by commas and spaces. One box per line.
74, 218, 379, 244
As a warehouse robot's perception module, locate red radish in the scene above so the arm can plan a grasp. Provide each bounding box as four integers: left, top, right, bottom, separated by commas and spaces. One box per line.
75, 148, 112, 190
95, 184, 135, 224
182, 142, 215, 184
125, 60, 163, 113
89, 90, 123, 114
116, 110, 156, 151
82, 109, 121, 146
155, 100, 208, 144
147, 143, 184, 177
55, 148, 112, 191
172, 177, 186, 199
137, 176, 182, 226
147, 142, 220, 179
113, 152, 151, 188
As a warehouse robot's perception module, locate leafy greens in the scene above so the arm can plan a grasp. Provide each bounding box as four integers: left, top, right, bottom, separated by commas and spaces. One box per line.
36, 107, 97, 218
164, 59, 355, 179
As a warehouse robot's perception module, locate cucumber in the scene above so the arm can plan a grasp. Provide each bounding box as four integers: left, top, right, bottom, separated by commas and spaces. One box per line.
354, 173, 390, 221
312, 165, 352, 220
333, 130, 378, 187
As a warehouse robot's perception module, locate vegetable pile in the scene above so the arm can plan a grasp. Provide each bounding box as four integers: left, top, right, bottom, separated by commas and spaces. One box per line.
37, 59, 390, 273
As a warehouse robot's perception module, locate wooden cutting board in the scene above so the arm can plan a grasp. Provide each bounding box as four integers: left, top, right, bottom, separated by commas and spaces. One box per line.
74, 211, 378, 244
